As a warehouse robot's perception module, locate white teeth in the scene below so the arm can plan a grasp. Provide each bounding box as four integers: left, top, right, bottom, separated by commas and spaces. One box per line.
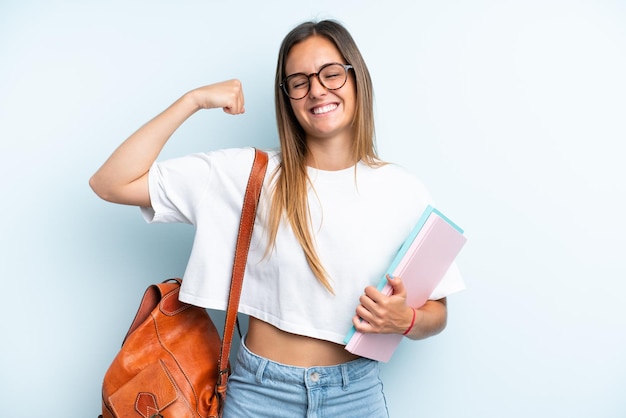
312, 104, 338, 114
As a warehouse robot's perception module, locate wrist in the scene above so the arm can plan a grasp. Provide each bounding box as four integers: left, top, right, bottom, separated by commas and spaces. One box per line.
183, 89, 203, 112
402, 307, 417, 336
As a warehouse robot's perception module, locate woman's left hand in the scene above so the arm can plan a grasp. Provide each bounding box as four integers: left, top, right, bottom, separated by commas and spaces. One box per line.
351, 275, 448, 339
352, 274, 414, 335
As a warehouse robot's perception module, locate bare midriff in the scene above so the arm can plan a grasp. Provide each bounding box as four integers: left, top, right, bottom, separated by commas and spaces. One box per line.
245, 317, 361, 367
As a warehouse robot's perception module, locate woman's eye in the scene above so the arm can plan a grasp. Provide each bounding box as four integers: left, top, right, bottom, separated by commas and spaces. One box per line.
290, 77, 308, 89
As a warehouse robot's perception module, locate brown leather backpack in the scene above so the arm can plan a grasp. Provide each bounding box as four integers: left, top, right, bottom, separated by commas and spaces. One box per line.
99, 149, 268, 418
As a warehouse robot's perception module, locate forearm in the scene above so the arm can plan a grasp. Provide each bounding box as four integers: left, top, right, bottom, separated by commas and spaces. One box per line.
89, 92, 199, 204
354, 277, 449, 340
403, 298, 447, 340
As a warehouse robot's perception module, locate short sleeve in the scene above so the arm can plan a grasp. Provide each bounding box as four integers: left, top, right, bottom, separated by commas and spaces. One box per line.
429, 261, 465, 300
139, 148, 257, 225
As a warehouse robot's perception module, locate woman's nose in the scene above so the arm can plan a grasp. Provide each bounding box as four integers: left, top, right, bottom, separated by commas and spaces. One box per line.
308, 75, 327, 98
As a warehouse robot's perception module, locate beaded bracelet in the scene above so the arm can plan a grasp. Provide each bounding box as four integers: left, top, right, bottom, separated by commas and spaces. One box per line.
402, 307, 417, 336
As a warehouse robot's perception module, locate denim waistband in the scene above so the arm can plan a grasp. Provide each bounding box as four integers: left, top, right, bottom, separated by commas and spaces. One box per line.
237, 337, 379, 389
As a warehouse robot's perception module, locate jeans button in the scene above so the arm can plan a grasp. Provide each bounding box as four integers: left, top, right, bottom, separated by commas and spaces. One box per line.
310, 372, 320, 382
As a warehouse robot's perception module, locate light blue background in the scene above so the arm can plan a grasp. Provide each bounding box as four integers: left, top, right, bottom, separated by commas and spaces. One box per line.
1, 0, 625, 417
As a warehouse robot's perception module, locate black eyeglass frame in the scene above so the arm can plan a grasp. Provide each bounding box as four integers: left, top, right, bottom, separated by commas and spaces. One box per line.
279, 62, 354, 100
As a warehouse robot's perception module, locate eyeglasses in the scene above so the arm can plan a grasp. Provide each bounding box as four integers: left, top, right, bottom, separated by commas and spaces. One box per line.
280, 63, 353, 100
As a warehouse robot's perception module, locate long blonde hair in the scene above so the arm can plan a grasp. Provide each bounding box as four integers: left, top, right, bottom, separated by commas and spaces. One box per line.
268, 20, 381, 292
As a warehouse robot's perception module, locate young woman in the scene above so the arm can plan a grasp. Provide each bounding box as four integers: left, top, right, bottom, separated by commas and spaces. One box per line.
90, 19, 464, 417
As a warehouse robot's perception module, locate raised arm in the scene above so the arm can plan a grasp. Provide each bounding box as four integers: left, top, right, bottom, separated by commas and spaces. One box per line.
89, 79, 245, 207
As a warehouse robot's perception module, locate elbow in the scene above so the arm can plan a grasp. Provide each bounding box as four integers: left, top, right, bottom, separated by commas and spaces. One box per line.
435, 299, 449, 335
435, 314, 448, 336
89, 174, 101, 197
89, 172, 149, 207
89, 173, 114, 202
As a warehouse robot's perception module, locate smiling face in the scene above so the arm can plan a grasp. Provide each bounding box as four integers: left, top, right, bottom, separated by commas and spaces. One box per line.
284, 35, 357, 147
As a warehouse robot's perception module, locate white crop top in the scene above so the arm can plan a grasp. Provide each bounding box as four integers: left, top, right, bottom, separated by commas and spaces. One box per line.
141, 147, 465, 345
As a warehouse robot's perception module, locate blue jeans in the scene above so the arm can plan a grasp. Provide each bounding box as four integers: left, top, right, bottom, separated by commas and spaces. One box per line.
222, 339, 390, 418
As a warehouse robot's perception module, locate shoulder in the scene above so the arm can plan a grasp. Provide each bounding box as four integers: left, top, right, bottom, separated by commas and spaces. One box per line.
354, 162, 435, 219
150, 147, 280, 198
359, 161, 429, 194
193, 147, 267, 167
165, 147, 279, 175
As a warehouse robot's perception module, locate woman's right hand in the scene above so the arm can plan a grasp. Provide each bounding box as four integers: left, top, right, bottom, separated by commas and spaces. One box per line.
190, 79, 245, 115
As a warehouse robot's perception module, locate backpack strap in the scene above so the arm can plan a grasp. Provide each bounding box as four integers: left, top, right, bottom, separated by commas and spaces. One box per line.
217, 148, 268, 397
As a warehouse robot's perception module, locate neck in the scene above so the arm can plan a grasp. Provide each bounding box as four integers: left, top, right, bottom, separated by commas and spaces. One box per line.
305, 134, 355, 171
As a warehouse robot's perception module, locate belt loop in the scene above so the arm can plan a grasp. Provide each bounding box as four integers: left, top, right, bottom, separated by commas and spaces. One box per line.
341, 363, 350, 391
256, 358, 268, 384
